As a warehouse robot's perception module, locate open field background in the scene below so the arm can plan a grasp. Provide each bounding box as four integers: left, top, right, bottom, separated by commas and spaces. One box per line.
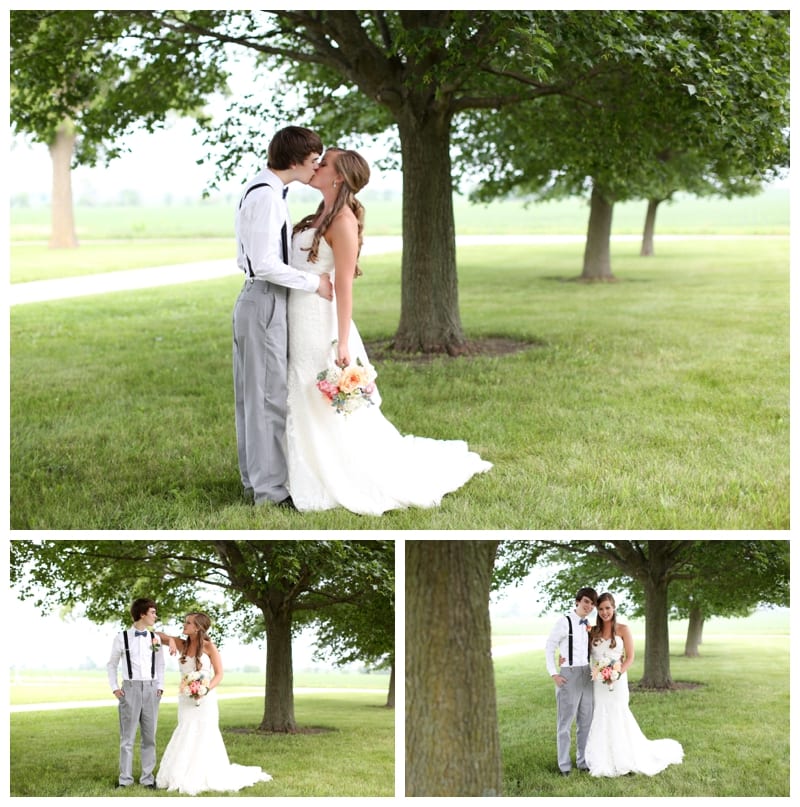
9, 189, 789, 529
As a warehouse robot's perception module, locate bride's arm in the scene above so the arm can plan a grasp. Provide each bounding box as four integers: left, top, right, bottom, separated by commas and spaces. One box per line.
205, 641, 224, 691
327, 213, 359, 368
154, 631, 185, 655
618, 625, 635, 674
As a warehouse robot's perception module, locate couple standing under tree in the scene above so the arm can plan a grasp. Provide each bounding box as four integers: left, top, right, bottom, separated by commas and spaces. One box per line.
107, 598, 270, 795
233, 126, 491, 516
546, 587, 684, 778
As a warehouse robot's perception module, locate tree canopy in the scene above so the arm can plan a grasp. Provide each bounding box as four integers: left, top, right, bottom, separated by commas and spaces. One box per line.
494, 539, 789, 682
11, 539, 395, 732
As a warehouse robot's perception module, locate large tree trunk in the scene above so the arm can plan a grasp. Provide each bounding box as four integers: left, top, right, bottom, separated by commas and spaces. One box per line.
261, 603, 296, 732
48, 119, 78, 249
638, 543, 675, 689
385, 662, 395, 709
393, 111, 466, 354
405, 540, 502, 797
640, 198, 660, 256
683, 605, 704, 657
580, 184, 615, 281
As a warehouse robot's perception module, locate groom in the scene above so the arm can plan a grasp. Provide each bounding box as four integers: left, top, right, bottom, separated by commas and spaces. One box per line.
233, 125, 334, 508
544, 586, 598, 776
106, 597, 165, 789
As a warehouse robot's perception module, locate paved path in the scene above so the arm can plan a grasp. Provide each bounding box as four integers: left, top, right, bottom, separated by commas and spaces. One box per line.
10, 687, 384, 713
10, 233, 780, 306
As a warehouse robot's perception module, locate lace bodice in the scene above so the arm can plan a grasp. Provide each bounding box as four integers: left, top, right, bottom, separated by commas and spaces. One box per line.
178, 654, 211, 675
291, 227, 334, 277
590, 636, 625, 664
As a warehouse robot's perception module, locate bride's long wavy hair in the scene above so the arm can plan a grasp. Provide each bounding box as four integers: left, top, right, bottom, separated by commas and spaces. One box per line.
293, 148, 370, 277
181, 612, 212, 671
590, 592, 618, 649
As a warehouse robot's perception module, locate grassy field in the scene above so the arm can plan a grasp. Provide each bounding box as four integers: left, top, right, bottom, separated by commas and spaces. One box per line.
10, 187, 789, 241
9, 187, 789, 283
10, 690, 394, 797
10, 668, 390, 705
495, 631, 789, 796
9, 235, 788, 529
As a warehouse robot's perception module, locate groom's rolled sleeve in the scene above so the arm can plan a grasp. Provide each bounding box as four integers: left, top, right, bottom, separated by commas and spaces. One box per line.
544, 619, 567, 677
106, 633, 123, 691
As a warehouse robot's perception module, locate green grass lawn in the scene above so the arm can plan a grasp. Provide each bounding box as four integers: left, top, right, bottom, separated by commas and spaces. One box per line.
10, 237, 787, 529
10, 690, 394, 797
496, 632, 789, 796
11, 186, 789, 242
10, 668, 389, 705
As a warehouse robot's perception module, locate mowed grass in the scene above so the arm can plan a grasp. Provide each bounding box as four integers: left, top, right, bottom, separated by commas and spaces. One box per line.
9, 237, 787, 529
9, 187, 788, 283
10, 667, 389, 705
10, 691, 394, 797
496, 632, 789, 797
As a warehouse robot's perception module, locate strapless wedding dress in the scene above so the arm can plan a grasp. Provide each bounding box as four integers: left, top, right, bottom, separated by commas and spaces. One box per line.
285, 227, 492, 515
156, 655, 271, 794
585, 637, 683, 777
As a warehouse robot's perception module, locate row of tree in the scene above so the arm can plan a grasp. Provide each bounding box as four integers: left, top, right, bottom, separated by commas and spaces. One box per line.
10, 540, 395, 732
405, 539, 788, 795
11, 11, 789, 355
11, 538, 789, 795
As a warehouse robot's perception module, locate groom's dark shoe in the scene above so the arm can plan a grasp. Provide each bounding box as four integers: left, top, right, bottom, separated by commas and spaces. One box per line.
276, 496, 297, 510
559, 770, 571, 777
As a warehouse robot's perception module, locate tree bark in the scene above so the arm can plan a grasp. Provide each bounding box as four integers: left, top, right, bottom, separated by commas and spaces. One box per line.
683, 605, 704, 657
405, 540, 502, 796
638, 543, 675, 689
261, 602, 296, 732
392, 111, 466, 354
48, 119, 78, 249
640, 198, 660, 256
580, 183, 615, 280
385, 663, 395, 709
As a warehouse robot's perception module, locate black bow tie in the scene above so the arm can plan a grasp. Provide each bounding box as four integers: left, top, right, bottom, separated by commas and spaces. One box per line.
282, 187, 289, 199
579, 619, 588, 625
135, 630, 149, 637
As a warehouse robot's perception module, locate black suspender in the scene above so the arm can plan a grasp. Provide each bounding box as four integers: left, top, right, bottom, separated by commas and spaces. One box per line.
238, 182, 289, 276
122, 630, 133, 679
565, 615, 590, 666
121, 630, 155, 680
566, 615, 573, 666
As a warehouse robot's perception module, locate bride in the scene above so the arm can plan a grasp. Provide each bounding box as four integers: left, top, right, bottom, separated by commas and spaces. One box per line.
154, 613, 271, 794
584, 592, 684, 777
285, 147, 492, 515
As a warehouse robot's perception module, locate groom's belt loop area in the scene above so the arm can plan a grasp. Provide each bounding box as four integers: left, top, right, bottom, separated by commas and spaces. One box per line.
121, 679, 159, 687
243, 278, 287, 297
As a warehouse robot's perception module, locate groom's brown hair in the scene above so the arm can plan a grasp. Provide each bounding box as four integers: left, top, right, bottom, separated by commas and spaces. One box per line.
268, 126, 324, 170
575, 587, 598, 605
130, 597, 157, 621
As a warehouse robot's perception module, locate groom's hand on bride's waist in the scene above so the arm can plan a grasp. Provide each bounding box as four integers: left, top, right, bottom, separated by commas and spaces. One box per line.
316, 274, 334, 301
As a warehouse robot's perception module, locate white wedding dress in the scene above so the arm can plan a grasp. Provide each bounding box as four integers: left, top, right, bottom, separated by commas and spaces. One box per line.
286, 228, 492, 515
585, 637, 684, 777
156, 655, 272, 794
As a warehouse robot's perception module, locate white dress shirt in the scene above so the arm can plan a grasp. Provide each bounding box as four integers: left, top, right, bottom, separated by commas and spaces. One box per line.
544, 610, 592, 675
106, 627, 166, 691
235, 168, 321, 291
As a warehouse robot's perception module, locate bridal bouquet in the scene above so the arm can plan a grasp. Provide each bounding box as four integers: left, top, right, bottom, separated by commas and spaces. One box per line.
180, 670, 211, 706
591, 658, 622, 690
316, 344, 377, 415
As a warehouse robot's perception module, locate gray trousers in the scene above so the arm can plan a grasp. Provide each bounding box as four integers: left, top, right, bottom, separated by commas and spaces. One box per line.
555, 665, 594, 772
232, 279, 290, 504
117, 679, 160, 785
